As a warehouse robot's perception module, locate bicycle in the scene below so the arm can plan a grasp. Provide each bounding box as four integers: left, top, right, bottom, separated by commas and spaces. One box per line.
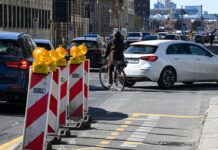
99, 60, 126, 91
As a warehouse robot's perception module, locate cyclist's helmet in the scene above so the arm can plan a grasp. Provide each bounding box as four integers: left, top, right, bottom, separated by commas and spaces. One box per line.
113, 30, 122, 38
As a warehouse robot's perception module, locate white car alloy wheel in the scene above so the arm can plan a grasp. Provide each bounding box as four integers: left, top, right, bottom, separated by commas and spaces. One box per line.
158, 67, 176, 89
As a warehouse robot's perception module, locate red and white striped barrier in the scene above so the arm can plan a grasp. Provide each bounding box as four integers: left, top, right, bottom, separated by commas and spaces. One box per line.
84, 60, 89, 115
59, 66, 68, 125
47, 68, 60, 134
23, 70, 52, 150
68, 63, 84, 121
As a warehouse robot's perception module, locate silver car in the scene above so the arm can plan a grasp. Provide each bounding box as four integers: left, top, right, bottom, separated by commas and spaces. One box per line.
124, 40, 218, 88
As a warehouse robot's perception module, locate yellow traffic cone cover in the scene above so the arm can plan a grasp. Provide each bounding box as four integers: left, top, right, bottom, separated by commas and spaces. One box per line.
78, 44, 88, 55
70, 45, 81, 58
55, 46, 67, 58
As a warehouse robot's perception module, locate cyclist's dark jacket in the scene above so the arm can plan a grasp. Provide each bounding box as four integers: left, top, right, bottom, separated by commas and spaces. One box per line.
105, 37, 125, 61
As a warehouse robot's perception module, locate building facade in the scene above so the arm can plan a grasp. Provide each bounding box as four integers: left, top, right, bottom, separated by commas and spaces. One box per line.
0, 0, 52, 40
134, 0, 150, 30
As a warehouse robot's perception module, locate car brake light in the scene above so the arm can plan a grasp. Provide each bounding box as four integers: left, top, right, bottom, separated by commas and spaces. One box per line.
5, 59, 29, 70
19, 59, 29, 70
140, 56, 158, 62
5, 62, 19, 68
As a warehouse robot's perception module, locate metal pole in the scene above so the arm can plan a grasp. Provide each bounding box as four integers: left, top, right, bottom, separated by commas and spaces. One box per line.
73, 0, 75, 37
201, 5, 203, 27
67, 0, 69, 44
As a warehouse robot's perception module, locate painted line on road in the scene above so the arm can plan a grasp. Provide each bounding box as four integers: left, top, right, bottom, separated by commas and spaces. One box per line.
95, 115, 134, 148
121, 116, 159, 148
132, 113, 203, 119
0, 136, 23, 150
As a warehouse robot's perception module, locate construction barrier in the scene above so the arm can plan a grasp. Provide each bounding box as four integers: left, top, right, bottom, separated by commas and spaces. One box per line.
68, 63, 84, 121
47, 68, 60, 135
23, 70, 52, 150
59, 66, 68, 126
22, 45, 91, 148
84, 60, 89, 116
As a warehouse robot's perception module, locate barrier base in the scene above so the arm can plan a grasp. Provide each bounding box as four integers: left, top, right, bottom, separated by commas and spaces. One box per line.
57, 128, 71, 137
45, 136, 62, 150
65, 116, 91, 130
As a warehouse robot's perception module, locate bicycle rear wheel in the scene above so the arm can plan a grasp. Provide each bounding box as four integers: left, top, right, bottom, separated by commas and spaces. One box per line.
114, 68, 125, 91
99, 66, 110, 90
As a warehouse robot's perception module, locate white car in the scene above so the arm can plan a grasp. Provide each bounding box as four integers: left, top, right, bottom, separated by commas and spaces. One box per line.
126, 32, 143, 42
124, 40, 218, 88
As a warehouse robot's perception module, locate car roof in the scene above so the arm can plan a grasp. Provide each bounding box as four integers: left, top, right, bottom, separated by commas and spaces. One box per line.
72, 37, 98, 41
34, 39, 52, 44
0, 31, 26, 40
82, 34, 101, 38
131, 40, 194, 46
128, 32, 141, 34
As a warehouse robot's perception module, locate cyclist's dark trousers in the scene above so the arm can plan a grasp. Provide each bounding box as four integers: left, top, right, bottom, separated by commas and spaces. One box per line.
109, 64, 114, 84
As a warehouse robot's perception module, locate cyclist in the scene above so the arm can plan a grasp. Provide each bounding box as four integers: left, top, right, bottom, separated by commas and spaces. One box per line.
105, 30, 125, 87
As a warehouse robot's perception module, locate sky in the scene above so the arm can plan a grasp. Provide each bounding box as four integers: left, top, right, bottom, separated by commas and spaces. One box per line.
150, 0, 218, 14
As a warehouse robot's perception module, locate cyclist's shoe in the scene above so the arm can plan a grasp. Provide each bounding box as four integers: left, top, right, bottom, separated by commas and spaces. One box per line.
106, 83, 112, 87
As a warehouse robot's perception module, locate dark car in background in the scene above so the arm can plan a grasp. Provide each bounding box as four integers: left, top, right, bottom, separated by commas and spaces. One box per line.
194, 34, 205, 44
34, 39, 54, 50
67, 37, 106, 68
143, 35, 158, 41
164, 34, 179, 40
142, 32, 151, 39
180, 35, 189, 41
0, 32, 36, 102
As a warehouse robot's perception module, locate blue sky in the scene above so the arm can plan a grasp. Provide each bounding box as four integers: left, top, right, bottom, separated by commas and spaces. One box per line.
150, 0, 217, 14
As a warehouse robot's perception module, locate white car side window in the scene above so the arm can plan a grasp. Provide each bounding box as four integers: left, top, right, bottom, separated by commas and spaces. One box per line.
189, 45, 208, 56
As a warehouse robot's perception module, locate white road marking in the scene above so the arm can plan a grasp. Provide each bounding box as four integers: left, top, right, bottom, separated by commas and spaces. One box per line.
121, 116, 160, 148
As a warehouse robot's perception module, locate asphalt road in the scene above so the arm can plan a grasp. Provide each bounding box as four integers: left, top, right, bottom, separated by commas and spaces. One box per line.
1, 71, 218, 149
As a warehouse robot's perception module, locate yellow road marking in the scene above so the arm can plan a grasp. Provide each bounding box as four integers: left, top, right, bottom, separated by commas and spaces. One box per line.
106, 136, 115, 140
100, 140, 110, 145
95, 145, 105, 148
0, 136, 23, 150
115, 128, 124, 131
123, 141, 143, 145
111, 132, 120, 136
124, 121, 132, 124
121, 125, 128, 128
132, 113, 203, 119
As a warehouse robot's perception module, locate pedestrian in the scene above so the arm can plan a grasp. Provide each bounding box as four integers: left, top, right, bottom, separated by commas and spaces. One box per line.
209, 33, 215, 47
105, 30, 125, 87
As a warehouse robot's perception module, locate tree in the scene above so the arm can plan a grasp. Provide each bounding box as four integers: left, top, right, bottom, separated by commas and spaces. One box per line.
192, 20, 202, 31
174, 20, 183, 30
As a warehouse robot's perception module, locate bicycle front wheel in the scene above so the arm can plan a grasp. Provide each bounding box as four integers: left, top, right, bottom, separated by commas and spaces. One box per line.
114, 68, 126, 91
99, 66, 110, 90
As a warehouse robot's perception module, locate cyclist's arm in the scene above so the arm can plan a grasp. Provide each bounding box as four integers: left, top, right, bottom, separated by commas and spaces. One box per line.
105, 41, 112, 57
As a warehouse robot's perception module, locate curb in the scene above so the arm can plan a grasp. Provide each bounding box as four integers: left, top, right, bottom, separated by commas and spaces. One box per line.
198, 97, 218, 150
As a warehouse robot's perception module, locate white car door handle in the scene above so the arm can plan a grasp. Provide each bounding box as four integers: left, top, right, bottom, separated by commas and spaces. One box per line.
196, 58, 201, 61
174, 58, 179, 60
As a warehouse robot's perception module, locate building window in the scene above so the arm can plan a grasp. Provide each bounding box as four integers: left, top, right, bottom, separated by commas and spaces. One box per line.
48, 10, 50, 28
42, 9, 45, 28
21, 7, 24, 28
45, 10, 48, 29
39, 9, 42, 28
8, 6, 12, 27
4, 5, 7, 27
0, 4, 2, 27
13, 6, 16, 28
25, 7, 28, 28
17, 6, 20, 28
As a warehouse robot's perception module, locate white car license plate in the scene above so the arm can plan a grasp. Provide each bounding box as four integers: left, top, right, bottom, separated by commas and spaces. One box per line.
126, 58, 139, 64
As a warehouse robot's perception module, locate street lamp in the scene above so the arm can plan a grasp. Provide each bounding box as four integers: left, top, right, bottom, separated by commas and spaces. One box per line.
109, 8, 112, 27
118, 10, 121, 30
